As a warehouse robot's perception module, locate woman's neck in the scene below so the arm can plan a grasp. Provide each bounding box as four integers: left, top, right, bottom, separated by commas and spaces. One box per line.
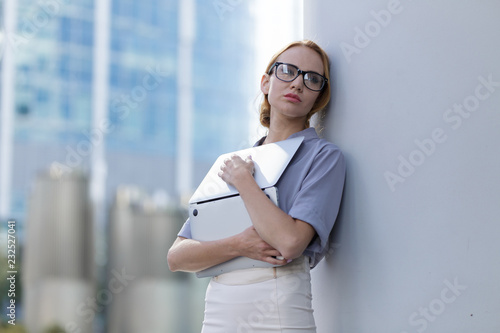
264, 121, 307, 144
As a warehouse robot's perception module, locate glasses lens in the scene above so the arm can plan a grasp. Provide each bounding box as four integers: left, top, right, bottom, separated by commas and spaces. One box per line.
274, 63, 326, 91
303, 73, 325, 91
276, 63, 298, 81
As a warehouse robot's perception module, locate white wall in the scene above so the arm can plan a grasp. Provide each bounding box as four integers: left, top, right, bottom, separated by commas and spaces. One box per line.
305, 1, 500, 332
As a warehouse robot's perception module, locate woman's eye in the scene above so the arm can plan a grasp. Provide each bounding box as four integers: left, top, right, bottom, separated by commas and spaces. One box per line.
281, 66, 295, 76
306, 74, 320, 84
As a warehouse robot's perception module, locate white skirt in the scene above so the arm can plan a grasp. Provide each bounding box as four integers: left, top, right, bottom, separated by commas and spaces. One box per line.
201, 256, 316, 333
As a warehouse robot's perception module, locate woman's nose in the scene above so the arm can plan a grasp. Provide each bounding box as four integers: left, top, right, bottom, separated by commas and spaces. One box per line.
290, 74, 304, 91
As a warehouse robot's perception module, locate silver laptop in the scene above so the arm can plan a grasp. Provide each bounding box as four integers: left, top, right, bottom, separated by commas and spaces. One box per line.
190, 187, 279, 277
189, 136, 304, 278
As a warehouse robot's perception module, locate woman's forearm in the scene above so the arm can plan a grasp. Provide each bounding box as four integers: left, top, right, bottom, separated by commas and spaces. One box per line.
168, 224, 289, 273
167, 236, 240, 273
236, 175, 315, 260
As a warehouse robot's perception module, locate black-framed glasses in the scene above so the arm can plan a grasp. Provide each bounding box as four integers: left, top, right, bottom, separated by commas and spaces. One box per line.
268, 62, 328, 91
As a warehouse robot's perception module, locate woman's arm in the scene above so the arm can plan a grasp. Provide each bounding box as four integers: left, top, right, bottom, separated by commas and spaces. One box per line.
167, 226, 288, 273
167, 236, 239, 273
219, 156, 316, 260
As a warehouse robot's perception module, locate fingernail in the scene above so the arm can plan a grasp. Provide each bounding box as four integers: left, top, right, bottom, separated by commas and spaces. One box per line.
287, 259, 293, 263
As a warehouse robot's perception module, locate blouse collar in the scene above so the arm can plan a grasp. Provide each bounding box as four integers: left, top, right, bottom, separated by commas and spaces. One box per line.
254, 127, 318, 147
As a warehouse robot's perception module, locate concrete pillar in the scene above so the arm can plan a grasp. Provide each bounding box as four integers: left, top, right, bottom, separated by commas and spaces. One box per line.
304, 1, 500, 332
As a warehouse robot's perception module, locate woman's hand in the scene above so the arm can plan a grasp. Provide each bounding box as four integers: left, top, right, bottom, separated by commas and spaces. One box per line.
236, 226, 289, 265
218, 155, 255, 189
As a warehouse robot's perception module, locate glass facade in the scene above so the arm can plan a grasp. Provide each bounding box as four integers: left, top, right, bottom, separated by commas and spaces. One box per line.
107, 0, 178, 155
8, 0, 256, 219
1, 0, 301, 330
15, 1, 95, 143
192, 1, 255, 160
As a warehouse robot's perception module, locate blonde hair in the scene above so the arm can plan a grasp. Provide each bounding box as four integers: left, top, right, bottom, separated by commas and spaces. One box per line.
259, 40, 331, 128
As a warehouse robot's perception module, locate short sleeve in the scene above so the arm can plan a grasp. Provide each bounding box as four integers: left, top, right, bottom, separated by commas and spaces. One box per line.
177, 218, 192, 239
288, 145, 346, 266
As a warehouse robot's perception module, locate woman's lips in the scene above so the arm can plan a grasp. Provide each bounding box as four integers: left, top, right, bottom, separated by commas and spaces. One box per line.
284, 93, 301, 103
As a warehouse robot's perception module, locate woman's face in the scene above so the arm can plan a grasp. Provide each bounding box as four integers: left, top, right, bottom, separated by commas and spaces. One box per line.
261, 46, 324, 126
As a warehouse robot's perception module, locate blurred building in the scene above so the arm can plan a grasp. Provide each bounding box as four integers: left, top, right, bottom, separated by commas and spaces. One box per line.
1, 0, 258, 331
23, 170, 94, 332
3, 0, 256, 222
106, 186, 193, 333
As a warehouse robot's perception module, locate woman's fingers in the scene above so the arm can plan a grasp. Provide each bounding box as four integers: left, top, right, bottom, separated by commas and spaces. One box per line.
236, 227, 288, 264
218, 155, 255, 185
264, 255, 289, 266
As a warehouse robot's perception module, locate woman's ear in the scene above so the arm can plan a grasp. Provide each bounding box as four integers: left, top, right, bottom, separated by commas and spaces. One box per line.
260, 74, 270, 95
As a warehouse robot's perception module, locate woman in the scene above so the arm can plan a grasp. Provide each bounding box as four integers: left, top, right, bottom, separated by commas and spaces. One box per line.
168, 40, 346, 332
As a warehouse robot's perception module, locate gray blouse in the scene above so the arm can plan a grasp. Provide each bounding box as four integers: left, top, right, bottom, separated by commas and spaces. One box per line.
177, 127, 346, 268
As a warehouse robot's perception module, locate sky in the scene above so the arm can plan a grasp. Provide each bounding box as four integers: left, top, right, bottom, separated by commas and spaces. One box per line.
249, 0, 304, 142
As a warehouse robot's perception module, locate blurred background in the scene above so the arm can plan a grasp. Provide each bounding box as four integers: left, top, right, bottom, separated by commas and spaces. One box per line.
0, 0, 303, 332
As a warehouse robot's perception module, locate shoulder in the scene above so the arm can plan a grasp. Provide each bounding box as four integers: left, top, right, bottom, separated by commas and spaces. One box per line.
310, 140, 345, 174
287, 127, 345, 168
313, 137, 342, 153
291, 132, 345, 179
297, 128, 342, 150
303, 131, 344, 162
